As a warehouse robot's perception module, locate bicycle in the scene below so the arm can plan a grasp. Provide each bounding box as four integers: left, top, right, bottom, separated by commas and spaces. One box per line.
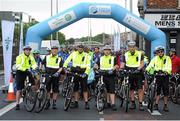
117, 69, 138, 112
63, 71, 82, 111
34, 71, 51, 113
169, 73, 180, 104
146, 72, 167, 113
22, 71, 37, 112
94, 70, 108, 112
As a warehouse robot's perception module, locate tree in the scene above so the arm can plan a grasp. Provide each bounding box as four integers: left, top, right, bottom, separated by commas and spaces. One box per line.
66, 38, 75, 44
45, 32, 66, 45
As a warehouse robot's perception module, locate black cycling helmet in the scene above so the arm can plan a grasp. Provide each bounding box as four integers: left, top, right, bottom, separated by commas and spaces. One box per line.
51, 45, 59, 49
77, 44, 84, 48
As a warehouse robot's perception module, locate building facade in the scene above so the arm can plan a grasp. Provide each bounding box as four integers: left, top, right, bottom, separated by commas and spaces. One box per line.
138, 0, 180, 57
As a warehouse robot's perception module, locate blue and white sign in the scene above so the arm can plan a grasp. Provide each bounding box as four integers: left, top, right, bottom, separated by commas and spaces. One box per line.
89, 5, 111, 15
48, 11, 76, 30
123, 14, 150, 35
1, 20, 15, 86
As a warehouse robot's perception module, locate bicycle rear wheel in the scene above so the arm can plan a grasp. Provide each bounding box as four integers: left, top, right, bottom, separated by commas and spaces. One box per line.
169, 82, 176, 103
64, 87, 73, 111
175, 87, 180, 104
119, 85, 125, 107
23, 87, 37, 112
35, 88, 47, 113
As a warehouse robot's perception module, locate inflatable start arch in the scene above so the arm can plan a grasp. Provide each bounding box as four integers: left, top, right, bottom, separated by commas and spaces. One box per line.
25, 2, 167, 58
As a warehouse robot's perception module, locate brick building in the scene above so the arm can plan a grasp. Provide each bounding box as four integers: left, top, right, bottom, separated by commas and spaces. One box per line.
138, 0, 180, 57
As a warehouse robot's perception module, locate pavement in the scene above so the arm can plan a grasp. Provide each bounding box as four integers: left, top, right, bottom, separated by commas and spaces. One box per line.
0, 72, 14, 111
0, 91, 10, 110
0, 95, 180, 120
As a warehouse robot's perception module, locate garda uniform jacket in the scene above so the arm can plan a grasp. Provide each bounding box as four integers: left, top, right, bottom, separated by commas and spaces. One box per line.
63, 51, 91, 75
16, 53, 37, 71
146, 55, 172, 74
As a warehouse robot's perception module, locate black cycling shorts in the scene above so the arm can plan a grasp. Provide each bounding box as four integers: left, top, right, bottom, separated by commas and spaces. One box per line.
103, 76, 115, 94
45, 76, 59, 93
16, 70, 35, 90
156, 75, 169, 96
129, 72, 143, 90
74, 76, 88, 92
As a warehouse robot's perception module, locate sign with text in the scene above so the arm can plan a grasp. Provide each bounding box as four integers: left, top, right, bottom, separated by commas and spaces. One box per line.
145, 14, 180, 28
1, 20, 15, 86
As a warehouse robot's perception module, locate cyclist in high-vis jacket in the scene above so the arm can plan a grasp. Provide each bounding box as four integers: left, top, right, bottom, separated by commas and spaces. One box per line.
95, 45, 119, 111
42, 45, 63, 110
15, 45, 37, 110
63, 45, 91, 110
146, 46, 172, 112
121, 41, 145, 111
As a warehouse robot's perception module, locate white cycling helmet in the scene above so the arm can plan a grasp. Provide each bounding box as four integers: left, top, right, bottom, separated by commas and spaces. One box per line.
156, 46, 165, 51
127, 41, 136, 46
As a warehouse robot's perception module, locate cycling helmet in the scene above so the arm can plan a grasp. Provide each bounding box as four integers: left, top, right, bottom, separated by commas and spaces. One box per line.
103, 45, 111, 50
77, 44, 84, 48
46, 47, 51, 51
127, 41, 136, 46
51, 45, 59, 49
33, 50, 40, 54
23, 45, 31, 50
170, 48, 176, 53
156, 46, 165, 51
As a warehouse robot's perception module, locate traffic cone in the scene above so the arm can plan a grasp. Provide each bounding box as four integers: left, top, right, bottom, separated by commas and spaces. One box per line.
4, 74, 16, 102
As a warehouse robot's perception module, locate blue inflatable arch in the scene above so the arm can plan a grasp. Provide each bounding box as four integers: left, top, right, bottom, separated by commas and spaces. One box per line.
25, 2, 167, 58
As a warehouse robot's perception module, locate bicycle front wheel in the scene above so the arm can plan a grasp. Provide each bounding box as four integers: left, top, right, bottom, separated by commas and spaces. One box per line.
148, 85, 155, 113
96, 91, 106, 112
124, 85, 129, 112
35, 88, 47, 113
64, 87, 73, 111
23, 87, 37, 112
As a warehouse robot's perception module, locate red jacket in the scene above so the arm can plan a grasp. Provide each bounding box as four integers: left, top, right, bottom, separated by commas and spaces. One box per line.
171, 55, 180, 74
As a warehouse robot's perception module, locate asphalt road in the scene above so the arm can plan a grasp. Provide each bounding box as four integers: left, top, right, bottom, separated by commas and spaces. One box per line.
0, 73, 180, 120
0, 95, 180, 120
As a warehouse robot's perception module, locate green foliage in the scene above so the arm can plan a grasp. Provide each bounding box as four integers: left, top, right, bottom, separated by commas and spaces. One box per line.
78, 33, 110, 43
45, 32, 66, 45
66, 38, 75, 44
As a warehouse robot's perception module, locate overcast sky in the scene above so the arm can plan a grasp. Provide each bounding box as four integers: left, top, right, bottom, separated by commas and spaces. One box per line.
0, 0, 139, 39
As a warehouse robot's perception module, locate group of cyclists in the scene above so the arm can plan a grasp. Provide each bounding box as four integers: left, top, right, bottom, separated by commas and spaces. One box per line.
14, 40, 180, 113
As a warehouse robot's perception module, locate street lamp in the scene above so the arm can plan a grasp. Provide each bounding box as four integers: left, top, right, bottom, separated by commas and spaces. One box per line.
51, 0, 53, 40
56, 0, 59, 41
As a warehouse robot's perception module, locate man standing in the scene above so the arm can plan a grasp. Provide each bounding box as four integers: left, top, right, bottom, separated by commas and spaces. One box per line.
146, 46, 172, 111
169, 48, 180, 74
95, 45, 119, 111
63, 45, 91, 110
93, 47, 101, 66
32, 50, 42, 69
15, 45, 37, 110
121, 41, 145, 111
42, 45, 63, 109
58, 44, 69, 64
